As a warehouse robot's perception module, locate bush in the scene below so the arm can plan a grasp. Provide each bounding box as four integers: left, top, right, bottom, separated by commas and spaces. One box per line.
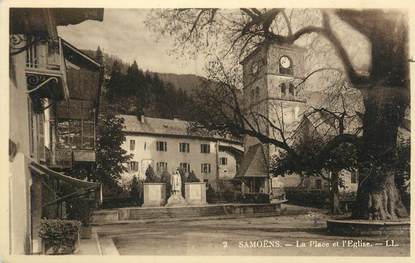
339, 191, 356, 202
285, 189, 330, 208
66, 197, 96, 226
144, 166, 161, 183
102, 197, 137, 208
60, 182, 96, 226
186, 170, 200, 183
39, 219, 81, 254
130, 176, 143, 205
160, 170, 172, 198
177, 168, 187, 195
238, 193, 270, 203
206, 184, 217, 203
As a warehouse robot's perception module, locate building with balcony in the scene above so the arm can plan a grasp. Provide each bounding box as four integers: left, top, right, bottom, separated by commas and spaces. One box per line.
118, 115, 243, 191
9, 8, 103, 255
51, 39, 103, 170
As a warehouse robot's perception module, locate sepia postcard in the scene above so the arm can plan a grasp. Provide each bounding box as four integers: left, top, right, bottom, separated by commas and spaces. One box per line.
1, 0, 414, 262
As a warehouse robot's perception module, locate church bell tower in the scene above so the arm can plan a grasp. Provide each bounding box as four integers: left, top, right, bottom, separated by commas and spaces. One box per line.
237, 42, 306, 192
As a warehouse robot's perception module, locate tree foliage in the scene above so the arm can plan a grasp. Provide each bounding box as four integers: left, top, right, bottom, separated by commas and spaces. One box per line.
186, 170, 201, 182
95, 114, 132, 187
160, 170, 172, 197
105, 59, 194, 119
130, 175, 142, 205
149, 8, 410, 220
144, 166, 161, 183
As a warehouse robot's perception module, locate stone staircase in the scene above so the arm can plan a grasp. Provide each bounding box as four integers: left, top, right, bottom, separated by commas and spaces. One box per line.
91, 203, 284, 225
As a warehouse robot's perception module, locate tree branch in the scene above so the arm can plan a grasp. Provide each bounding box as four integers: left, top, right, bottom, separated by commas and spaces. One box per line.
281, 10, 293, 36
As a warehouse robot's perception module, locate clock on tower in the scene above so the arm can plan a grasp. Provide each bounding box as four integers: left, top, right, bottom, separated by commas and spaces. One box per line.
279, 55, 293, 75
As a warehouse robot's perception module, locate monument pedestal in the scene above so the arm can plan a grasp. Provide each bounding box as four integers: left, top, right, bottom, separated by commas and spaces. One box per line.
185, 182, 206, 205
165, 193, 186, 207
143, 183, 166, 207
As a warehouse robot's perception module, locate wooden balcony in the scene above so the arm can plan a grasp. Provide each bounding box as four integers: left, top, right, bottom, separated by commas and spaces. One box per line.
73, 150, 96, 162
25, 37, 68, 101
46, 148, 96, 169
46, 148, 72, 169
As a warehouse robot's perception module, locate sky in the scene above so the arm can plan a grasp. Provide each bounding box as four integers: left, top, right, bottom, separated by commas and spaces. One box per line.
58, 9, 206, 76
58, 9, 370, 79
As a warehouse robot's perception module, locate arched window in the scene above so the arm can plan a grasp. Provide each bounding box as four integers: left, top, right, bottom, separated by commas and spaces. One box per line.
289, 83, 295, 96
280, 83, 286, 96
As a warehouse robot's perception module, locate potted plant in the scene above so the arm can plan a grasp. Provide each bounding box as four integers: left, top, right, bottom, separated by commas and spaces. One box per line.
143, 166, 166, 206
184, 170, 207, 205
39, 219, 81, 255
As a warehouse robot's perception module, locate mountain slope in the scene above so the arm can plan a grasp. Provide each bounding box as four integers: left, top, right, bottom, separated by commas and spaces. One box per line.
82, 49, 206, 94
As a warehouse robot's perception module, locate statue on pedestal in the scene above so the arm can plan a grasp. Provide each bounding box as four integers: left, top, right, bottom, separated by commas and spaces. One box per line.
171, 169, 182, 195
165, 169, 186, 207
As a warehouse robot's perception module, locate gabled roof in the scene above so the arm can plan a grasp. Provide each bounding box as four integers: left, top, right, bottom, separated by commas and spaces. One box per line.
236, 143, 268, 178
61, 38, 102, 69
121, 114, 189, 136
119, 114, 243, 144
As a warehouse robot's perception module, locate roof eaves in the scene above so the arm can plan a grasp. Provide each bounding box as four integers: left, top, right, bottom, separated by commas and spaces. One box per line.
61, 38, 102, 68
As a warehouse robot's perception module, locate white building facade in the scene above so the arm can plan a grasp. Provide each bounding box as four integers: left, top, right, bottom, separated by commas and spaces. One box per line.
118, 115, 243, 190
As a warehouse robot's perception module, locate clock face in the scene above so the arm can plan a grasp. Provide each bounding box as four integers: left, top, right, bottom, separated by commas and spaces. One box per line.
279, 56, 291, 69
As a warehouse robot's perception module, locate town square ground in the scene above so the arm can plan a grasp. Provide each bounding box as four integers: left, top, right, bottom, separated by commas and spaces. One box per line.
85, 205, 410, 256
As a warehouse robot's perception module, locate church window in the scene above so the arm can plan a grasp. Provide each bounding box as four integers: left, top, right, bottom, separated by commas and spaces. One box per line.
280, 83, 286, 96
289, 83, 295, 96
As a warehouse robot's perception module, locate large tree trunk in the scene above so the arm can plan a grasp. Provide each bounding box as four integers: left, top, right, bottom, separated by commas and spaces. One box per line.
341, 10, 410, 221
352, 170, 408, 220
352, 86, 408, 220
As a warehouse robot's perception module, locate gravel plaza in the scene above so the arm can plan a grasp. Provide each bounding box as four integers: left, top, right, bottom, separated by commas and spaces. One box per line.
88, 205, 410, 256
